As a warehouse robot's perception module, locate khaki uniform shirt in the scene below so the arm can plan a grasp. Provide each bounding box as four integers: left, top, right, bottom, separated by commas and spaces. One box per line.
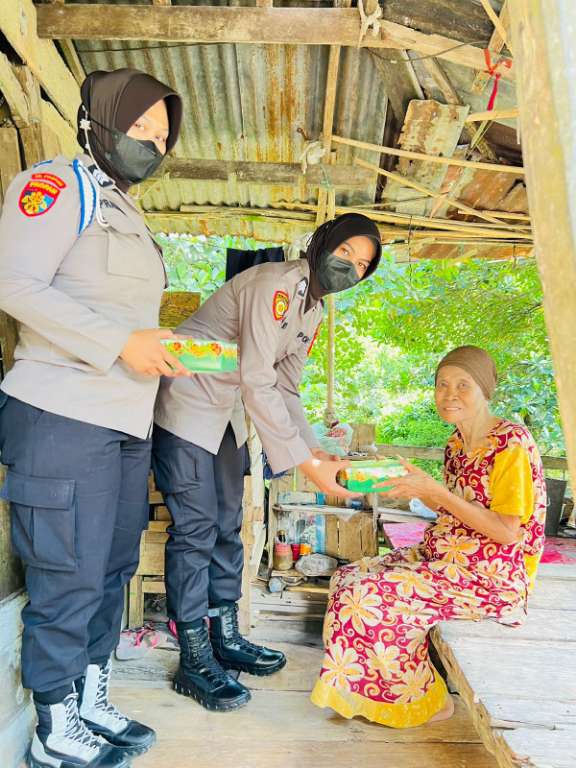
0, 154, 166, 439
155, 260, 323, 474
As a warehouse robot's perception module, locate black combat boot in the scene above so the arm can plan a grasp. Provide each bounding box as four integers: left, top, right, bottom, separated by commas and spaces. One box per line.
209, 603, 286, 676
76, 658, 155, 757
29, 692, 130, 768
174, 620, 251, 712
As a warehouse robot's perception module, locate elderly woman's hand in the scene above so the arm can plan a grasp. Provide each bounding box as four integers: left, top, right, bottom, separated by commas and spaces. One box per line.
375, 457, 448, 507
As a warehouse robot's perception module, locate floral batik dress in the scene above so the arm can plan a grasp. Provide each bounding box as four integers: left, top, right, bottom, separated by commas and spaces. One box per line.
311, 419, 546, 728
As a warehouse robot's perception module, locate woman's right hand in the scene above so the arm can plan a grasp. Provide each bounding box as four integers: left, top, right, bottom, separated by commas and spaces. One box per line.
120, 329, 191, 377
298, 456, 361, 499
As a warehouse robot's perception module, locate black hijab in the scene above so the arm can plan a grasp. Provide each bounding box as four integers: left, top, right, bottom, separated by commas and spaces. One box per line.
305, 213, 382, 299
77, 68, 183, 191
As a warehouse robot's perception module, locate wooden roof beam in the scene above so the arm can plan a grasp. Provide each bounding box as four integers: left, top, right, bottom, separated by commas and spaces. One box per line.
144, 208, 532, 261
369, 50, 424, 123
145, 158, 374, 188
35, 4, 514, 80
332, 134, 525, 175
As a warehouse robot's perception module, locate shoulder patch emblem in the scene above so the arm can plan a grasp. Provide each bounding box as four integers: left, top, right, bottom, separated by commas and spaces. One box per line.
18, 173, 66, 218
272, 290, 290, 321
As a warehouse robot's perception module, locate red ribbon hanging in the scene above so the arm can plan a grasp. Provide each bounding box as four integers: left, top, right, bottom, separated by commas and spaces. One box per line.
483, 49, 513, 112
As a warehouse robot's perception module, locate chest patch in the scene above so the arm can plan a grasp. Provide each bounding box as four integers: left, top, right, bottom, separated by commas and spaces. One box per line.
18, 173, 66, 217
272, 290, 290, 321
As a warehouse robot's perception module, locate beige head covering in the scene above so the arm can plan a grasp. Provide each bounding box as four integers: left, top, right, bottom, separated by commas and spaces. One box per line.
435, 345, 498, 400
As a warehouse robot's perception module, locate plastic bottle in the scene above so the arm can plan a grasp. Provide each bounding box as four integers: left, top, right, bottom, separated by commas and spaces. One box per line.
409, 498, 437, 520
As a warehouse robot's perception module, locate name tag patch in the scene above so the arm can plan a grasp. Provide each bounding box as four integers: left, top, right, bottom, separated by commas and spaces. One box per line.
18, 173, 66, 217
296, 278, 308, 298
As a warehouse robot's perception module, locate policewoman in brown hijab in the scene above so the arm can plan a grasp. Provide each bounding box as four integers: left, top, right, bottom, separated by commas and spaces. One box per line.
0, 69, 187, 768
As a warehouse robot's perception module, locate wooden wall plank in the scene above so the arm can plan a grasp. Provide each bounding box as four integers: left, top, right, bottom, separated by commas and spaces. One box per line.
0, 0, 79, 125
0, 53, 30, 127
0, 593, 34, 768
40, 99, 79, 158
0, 127, 24, 603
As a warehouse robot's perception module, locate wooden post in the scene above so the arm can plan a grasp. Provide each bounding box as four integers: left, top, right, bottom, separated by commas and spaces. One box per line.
0, 126, 23, 602
510, 1, 576, 487
238, 421, 265, 635
317, 37, 341, 427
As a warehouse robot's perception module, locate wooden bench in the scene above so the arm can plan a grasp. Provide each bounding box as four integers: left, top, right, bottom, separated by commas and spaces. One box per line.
432, 563, 576, 768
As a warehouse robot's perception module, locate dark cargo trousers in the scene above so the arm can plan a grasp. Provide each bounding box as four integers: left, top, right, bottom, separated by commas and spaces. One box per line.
0, 394, 151, 693
152, 424, 249, 623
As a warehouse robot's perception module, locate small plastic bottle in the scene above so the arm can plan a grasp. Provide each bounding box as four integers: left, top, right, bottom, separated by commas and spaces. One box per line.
409, 498, 437, 519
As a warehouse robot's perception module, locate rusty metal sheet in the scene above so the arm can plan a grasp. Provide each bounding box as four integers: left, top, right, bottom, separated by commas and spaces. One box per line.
384, 99, 470, 216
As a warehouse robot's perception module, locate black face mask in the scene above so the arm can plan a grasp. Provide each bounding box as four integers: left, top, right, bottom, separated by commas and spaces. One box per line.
104, 129, 164, 185
82, 110, 165, 185
316, 250, 361, 294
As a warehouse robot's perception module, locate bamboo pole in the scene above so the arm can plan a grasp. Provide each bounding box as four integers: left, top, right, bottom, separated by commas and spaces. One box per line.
336, 205, 532, 239
354, 159, 528, 230
174, 203, 531, 240
316, 40, 340, 426
479, 210, 530, 221
472, 0, 511, 93
332, 134, 525, 175
465, 108, 518, 122
479, 0, 513, 53
355, 158, 503, 225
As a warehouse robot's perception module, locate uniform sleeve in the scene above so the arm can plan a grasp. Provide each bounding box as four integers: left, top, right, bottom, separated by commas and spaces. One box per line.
236, 278, 313, 474
490, 444, 535, 524
0, 168, 131, 372
275, 350, 320, 451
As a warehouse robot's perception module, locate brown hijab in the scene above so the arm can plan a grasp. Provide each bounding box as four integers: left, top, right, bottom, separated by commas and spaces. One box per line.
435, 345, 498, 400
77, 68, 182, 190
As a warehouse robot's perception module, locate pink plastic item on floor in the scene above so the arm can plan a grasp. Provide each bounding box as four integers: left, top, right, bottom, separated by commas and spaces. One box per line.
115, 623, 160, 660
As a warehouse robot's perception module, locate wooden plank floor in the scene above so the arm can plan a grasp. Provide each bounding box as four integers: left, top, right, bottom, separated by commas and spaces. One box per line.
433, 564, 576, 768
112, 640, 499, 768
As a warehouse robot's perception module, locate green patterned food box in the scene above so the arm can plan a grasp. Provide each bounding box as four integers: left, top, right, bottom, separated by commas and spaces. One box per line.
336, 459, 406, 493
161, 338, 238, 373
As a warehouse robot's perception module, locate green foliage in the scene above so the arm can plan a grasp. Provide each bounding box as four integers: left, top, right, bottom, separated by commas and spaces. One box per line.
156, 233, 274, 301
156, 234, 564, 457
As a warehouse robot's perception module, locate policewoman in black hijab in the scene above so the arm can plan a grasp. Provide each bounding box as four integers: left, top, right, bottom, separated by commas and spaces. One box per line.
152, 212, 382, 713
0, 69, 186, 768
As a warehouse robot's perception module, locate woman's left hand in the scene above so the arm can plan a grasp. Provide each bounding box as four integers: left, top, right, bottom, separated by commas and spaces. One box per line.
375, 458, 447, 505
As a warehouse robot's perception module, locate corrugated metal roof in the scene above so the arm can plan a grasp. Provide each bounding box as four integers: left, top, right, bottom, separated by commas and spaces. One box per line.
69, 0, 527, 255
77, 25, 388, 214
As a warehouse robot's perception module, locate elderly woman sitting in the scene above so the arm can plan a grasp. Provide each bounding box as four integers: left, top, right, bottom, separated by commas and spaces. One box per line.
311, 345, 546, 728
